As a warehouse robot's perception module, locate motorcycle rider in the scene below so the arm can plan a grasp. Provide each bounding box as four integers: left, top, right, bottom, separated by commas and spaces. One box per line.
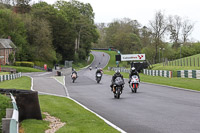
71, 68, 77, 77
110, 70, 124, 91
128, 67, 140, 83
96, 68, 103, 79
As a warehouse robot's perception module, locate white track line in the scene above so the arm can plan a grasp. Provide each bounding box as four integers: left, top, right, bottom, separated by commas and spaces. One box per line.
29, 71, 126, 132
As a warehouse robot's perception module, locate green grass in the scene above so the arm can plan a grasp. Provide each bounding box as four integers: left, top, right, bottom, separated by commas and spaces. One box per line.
21, 95, 119, 133
0, 76, 31, 90
168, 53, 200, 67
99, 50, 200, 91
153, 53, 200, 71
20, 119, 49, 133
1, 65, 44, 72
73, 53, 94, 70
0, 72, 9, 75
0, 94, 12, 133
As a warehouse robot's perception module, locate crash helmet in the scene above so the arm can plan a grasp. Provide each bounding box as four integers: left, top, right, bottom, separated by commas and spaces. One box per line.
131, 67, 135, 71
115, 69, 121, 76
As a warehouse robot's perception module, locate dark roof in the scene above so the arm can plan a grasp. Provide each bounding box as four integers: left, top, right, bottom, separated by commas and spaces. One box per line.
0, 39, 17, 49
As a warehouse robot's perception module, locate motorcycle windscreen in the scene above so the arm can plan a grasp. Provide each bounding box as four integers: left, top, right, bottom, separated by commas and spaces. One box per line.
115, 77, 124, 85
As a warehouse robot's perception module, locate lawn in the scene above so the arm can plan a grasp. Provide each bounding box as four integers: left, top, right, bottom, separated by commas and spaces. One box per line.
0, 72, 9, 75
1, 66, 44, 72
0, 76, 31, 90
21, 95, 119, 133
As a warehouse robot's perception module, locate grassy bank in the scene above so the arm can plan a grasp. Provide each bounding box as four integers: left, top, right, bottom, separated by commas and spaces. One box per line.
1, 66, 44, 72
97, 50, 200, 91
21, 95, 119, 133
0, 76, 31, 90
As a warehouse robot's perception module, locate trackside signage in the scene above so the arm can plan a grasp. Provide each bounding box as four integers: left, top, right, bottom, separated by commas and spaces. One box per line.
121, 54, 145, 61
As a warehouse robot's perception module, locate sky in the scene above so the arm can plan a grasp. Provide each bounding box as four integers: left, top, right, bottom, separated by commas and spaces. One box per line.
33, 0, 200, 41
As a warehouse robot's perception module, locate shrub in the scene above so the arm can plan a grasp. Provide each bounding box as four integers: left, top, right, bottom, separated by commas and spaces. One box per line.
14, 61, 34, 67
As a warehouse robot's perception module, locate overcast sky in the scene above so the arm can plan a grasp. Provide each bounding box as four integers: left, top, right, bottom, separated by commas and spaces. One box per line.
33, 0, 200, 41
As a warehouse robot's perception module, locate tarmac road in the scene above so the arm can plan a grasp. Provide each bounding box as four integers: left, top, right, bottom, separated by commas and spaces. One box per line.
65, 51, 200, 133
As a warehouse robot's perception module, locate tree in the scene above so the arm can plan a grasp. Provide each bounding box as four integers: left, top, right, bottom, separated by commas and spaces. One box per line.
22, 14, 57, 63
149, 11, 168, 63
0, 9, 29, 61
182, 19, 194, 44
168, 15, 182, 49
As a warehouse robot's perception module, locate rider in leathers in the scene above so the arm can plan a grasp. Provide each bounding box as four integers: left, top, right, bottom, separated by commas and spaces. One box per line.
110, 70, 124, 91
128, 67, 140, 83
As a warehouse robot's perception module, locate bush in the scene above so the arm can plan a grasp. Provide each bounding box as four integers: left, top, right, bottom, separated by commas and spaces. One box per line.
34, 61, 53, 68
14, 61, 34, 67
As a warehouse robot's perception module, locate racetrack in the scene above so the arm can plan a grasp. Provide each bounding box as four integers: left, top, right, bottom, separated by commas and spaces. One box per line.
65, 51, 200, 133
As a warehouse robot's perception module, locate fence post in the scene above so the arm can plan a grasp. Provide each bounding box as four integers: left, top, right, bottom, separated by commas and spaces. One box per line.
187, 58, 188, 66
190, 57, 192, 66
194, 58, 195, 67
198, 57, 199, 67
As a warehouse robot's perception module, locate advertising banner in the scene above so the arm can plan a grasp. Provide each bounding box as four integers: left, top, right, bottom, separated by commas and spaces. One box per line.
121, 54, 145, 61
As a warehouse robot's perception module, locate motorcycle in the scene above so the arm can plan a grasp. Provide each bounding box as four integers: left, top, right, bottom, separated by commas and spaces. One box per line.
71, 73, 77, 83
129, 75, 139, 93
112, 77, 124, 99
89, 66, 92, 71
96, 72, 102, 83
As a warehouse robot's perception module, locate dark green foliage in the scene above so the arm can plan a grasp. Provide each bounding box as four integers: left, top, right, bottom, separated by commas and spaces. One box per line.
0, 0, 98, 66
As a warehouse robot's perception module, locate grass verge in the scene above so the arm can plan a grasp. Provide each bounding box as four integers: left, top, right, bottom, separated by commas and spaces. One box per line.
0, 76, 31, 90
0, 72, 9, 75
21, 95, 119, 133
39, 95, 119, 133
1, 66, 44, 72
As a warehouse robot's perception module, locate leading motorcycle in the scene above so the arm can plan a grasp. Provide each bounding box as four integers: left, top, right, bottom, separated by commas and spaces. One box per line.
129, 75, 139, 93
71, 73, 77, 83
112, 77, 124, 99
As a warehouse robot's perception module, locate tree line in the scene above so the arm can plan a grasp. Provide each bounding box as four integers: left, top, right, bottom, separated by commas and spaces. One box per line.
94, 11, 200, 64
0, 0, 98, 66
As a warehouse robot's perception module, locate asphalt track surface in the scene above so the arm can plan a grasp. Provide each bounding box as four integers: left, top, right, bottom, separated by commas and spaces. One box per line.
65, 51, 200, 133
24, 51, 200, 133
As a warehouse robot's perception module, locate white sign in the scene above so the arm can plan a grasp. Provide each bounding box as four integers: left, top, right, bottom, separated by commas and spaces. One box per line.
121, 54, 145, 61
0, 56, 4, 59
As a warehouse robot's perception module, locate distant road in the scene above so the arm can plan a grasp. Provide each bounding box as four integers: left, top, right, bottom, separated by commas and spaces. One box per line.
65, 51, 200, 133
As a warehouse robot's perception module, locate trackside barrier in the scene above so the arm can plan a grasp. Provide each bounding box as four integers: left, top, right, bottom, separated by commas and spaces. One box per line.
2, 93, 19, 133
177, 70, 200, 79
0, 72, 21, 82
143, 69, 172, 78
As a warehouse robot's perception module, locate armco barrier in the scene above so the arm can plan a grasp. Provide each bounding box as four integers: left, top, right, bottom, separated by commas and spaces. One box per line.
143, 69, 172, 78
177, 70, 200, 79
2, 93, 19, 133
0, 72, 21, 82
